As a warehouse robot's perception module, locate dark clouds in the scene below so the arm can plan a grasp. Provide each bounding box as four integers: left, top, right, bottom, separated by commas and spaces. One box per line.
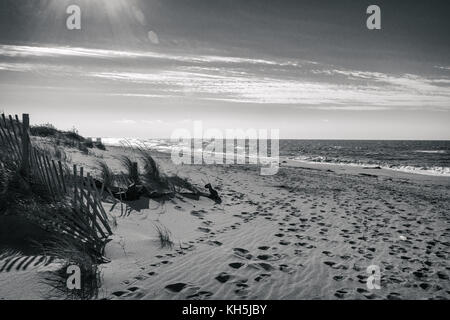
0, 0, 449, 73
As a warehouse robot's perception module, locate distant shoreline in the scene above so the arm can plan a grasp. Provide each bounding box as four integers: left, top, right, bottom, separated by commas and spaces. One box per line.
102, 139, 450, 178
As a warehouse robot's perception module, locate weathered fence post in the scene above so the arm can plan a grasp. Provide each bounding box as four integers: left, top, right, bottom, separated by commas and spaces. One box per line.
131, 162, 139, 184
20, 113, 30, 177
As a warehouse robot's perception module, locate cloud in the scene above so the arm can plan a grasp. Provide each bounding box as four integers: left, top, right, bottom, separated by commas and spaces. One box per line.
0, 44, 311, 67
113, 119, 137, 124
142, 119, 164, 125
91, 68, 450, 109
1, 44, 449, 111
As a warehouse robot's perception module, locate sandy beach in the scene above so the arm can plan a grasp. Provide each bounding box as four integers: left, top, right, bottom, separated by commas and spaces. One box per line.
1, 143, 448, 300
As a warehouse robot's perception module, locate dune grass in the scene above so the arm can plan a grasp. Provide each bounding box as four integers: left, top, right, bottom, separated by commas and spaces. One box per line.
136, 146, 201, 196
118, 155, 140, 184
97, 160, 115, 192
137, 146, 172, 192
40, 236, 102, 300
153, 223, 174, 249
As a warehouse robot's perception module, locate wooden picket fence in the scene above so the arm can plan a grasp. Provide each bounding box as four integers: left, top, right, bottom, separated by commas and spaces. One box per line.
0, 113, 112, 251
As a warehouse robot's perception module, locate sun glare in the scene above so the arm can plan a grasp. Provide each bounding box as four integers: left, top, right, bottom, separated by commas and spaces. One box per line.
37, 0, 155, 47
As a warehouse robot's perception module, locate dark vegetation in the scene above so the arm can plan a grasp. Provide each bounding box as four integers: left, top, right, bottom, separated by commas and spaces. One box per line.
1, 119, 110, 299
31, 123, 106, 152
0, 158, 106, 299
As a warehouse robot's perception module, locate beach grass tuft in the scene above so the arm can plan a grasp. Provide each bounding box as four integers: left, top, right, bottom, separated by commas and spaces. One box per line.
154, 223, 174, 249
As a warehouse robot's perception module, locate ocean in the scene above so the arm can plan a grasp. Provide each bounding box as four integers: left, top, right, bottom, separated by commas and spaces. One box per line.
102, 138, 450, 177
279, 140, 450, 176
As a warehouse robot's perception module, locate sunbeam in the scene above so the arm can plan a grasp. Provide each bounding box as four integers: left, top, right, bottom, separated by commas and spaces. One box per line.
9, 0, 159, 48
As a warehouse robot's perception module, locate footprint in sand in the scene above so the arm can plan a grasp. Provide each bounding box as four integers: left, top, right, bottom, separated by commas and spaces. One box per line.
207, 240, 222, 247
322, 251, 334, 257
386, 292, 402, 300
255, 273, 271, 282
165, 283, 189, 293
112, 286, 145, 299
279, 264, 295, 274
215, 272, 234, 283
186, 290, 213, 300
334, 289, 349, 299
333, 275, 345, 281
257, 253, 284, 262
248, 262, 275, 272
229, 262, 245, 269
324, 261, 336, 267
111, 290, 129, 297
233, 248, 253, 260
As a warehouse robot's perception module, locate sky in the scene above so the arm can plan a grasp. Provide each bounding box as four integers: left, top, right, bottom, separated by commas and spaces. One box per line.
0, 0, 449, 139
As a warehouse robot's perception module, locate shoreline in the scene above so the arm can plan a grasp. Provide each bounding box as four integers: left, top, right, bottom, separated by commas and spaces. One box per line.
105, 143, 450, 182
101, 138, 450, 179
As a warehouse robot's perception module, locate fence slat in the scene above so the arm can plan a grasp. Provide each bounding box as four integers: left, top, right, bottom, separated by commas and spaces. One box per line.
51, 160, 64, 196
20, 114, 30, 176
1, 114, 21, 159
88, 174, 110, 225
8, 115, 22, 159
73, 165, 80, 211
30, 148, 45, 186
58, 161, 67, 193
83, 177, 108, 239
0, 116, 20, 160
87, 174, 111, 235
38, 151, 56, 198
43, 155, 61, 197
34, 149, 51, 191
0, 113, 112, 246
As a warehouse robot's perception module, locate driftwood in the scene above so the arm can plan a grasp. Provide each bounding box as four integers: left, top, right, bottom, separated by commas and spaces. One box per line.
204, 183, 222, 204
96, 180, 222, 204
